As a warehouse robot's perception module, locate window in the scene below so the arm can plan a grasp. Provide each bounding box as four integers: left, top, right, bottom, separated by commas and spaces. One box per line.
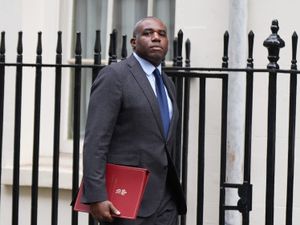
72, 0, 176, 137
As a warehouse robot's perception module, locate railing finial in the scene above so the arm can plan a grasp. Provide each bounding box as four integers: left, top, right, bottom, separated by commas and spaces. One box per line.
263, 19, 285, 69
172, 37, 178, 66
121, 35, 127, 60
185, 38, 191, 67
222, 31, 229, 68
291, 31, 298, 70
176, 30, 183, 67
56, 31, 62, 55
0, 32, 5, 55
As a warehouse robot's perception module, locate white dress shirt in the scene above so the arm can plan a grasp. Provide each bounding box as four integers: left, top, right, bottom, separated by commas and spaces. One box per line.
133, 52, 173, 120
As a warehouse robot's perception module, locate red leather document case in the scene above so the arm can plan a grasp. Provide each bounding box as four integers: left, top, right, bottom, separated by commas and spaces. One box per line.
73, 163, 150, 219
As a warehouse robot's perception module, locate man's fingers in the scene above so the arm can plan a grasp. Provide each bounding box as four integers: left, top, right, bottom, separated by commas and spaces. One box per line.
109, 203, 121, 216
90, 201, 115, 222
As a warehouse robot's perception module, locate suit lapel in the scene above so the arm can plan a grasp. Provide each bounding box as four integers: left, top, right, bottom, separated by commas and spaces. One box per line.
162, 72, 178, 141
126, 55, 165, 138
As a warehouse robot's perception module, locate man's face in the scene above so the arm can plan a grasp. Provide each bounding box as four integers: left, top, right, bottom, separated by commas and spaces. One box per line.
131, 18, 169, 67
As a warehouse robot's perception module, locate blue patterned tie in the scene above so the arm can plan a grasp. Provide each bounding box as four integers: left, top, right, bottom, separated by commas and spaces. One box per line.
153, 68, 170, 138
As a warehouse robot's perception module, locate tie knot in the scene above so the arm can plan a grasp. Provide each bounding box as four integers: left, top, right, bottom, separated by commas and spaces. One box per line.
153, 68, 161, 78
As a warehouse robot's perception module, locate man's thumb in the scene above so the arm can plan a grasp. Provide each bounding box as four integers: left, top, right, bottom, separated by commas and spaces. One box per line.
110, 204, 121, 215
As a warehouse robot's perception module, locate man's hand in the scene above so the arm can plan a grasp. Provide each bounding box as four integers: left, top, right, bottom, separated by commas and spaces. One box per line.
90, 201, 121, 222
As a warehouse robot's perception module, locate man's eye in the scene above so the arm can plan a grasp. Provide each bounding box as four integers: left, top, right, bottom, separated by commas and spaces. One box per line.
158, 31, 167, 37
143, 30, 154, 36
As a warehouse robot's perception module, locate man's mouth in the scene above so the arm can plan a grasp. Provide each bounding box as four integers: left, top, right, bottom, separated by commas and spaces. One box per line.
150, 46, 163, 50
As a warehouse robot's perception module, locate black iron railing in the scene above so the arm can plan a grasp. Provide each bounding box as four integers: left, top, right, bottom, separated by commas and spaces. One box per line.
0, 19, 299, 225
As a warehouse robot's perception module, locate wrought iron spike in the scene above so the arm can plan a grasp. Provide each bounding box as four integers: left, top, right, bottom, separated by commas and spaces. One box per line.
177, 30, 183, 67
94, 30, 101, 65
94, 30, 101, 53
75, 32, 82, 55
36, 32, 42, 55
247, 31, 254, 67
222, 31, 229, 68
291, 31, 298, 69
108, 33, 113, 64
56, 31, 62, 54
121, 35, 127, 60
185, 38, 191, 67
248, 31, 254, 58
172, 38, 178, 66
0, 32, 5, 54
17, 31, 23, 54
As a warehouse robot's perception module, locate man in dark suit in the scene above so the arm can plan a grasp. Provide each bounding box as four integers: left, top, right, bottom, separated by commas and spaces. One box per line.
82, 16, 187, 225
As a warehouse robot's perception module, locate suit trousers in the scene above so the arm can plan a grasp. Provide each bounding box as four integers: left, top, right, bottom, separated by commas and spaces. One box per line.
101, 185, 178, 225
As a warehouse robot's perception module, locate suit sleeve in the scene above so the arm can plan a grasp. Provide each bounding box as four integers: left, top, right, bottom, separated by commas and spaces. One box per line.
82, 66, 122, 203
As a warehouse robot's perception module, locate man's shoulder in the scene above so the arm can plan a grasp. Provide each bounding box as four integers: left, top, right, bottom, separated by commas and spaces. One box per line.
95, 56, 137, 82
107, 55, 137, 70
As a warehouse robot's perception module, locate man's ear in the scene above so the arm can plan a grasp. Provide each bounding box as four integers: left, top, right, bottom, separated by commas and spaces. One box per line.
130, 38, 136, 50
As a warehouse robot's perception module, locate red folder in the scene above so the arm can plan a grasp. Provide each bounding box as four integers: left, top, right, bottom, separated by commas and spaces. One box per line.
73, 163, 149, 219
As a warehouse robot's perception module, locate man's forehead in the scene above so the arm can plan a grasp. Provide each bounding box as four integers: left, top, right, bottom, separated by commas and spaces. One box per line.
138, 18, 167, 31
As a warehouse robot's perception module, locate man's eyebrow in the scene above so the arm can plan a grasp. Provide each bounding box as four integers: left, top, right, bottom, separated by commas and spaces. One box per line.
143, 28, 166, 32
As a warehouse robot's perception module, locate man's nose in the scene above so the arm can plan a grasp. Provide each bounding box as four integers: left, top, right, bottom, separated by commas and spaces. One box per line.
151, 32, 161, 41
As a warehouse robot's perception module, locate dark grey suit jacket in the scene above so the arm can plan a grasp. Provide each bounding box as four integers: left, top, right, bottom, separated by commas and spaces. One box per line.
82, 54, 187, 216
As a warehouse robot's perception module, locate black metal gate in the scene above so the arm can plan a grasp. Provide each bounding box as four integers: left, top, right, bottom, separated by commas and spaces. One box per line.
0, 20, 299, 225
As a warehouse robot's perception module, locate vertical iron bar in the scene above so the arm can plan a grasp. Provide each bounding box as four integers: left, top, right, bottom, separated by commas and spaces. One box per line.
108, 33, 113, 65
175, 78, 183, 175
219, 76, 228, 225
173, 38, 178, 67
0, 31, 5, 198
174, 31, 184, 174
197, 77, 206, 225
222, 31, 229, 69
265, 71, 277, 225
180, 39, 191, 225
71, 32, 82, 225
242, 31, 254, 225
263, 20, 285, 225
185, 39, 191, 68
90, 30, 101, 225
176, 30, 183, 67
285, 31, 298, 225
12, 31, 23, 225
92, 30, 101, 82
219, 31, 229, 225
51, 31, 62, 225
121, 35, 127, 60
111, 29, 117, 63
31, 31, 42, 225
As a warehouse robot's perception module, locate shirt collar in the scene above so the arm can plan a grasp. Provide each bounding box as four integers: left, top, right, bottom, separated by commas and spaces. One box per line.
133, 52, 162, 76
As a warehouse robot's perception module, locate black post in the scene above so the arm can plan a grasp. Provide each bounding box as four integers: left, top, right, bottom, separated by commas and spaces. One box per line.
51, 31, 62, 225
174, 30, 184, 172
176, 30, 183, 67
121, 35, 127, 60
219, 31, 229, 225
222, 31, 229, 68
0, 31, 5, 198
241, 30, 254, 225
173, 38, 178, 67
31, 31, 42, 225
197, 77, 206, 225
185, 39, 191, 67
72, 32, 82, 225
92, 30, 101, 82
108, 33, 113, 65
111, 29, 117, 63
263, 19, 285, 225
12, 31, 23, 225
286, 31, 298, 225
